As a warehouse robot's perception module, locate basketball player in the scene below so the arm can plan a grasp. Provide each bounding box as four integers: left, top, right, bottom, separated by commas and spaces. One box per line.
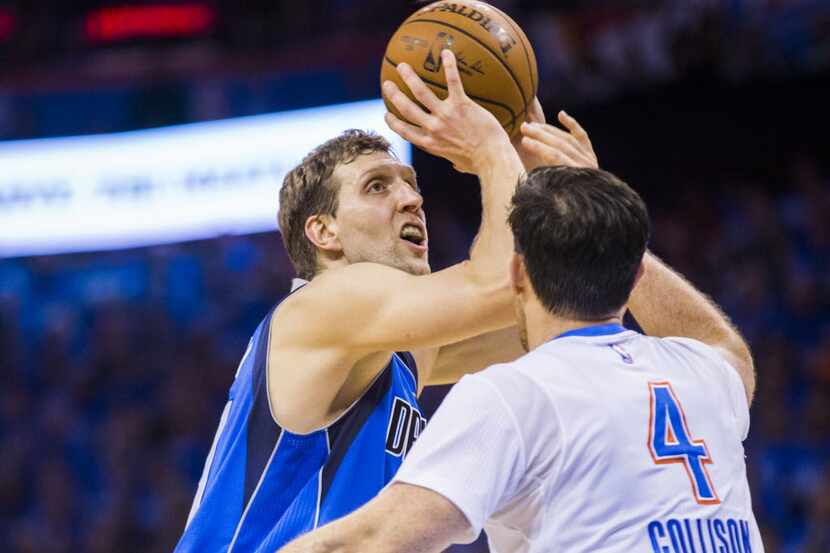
174, 50, 579, 552
278, 167, 761, 550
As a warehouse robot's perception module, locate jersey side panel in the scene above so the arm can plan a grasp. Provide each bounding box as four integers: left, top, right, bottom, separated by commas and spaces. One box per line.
318, 354, 424, 524
174, 317, 269, 552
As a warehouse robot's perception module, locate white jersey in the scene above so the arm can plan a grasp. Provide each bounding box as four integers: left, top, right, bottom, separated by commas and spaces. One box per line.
394, 324, 763, 553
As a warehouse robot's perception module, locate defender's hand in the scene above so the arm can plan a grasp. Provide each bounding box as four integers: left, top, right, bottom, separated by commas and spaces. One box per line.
382, 50, 511, 175
519, 111, 598, 170
512, 98, 547, 171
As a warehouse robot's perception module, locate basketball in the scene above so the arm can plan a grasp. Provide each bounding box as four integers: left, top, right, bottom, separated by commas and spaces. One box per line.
381, 1, 538, 137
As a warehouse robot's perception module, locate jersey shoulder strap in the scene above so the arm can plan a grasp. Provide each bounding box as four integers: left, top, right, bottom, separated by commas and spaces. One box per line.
395, 351, 418, 390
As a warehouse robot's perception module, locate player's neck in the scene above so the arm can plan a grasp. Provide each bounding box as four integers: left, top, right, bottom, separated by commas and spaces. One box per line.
524, 299, 623, 350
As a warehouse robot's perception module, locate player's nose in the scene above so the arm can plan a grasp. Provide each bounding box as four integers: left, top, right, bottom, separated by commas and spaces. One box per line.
396, 180, 423, 213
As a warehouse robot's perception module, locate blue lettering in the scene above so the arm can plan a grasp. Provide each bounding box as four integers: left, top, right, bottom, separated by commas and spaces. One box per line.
668, 519, 689, 553
739, 520, 752, 553
727, 519, 742, 553
713, 519, 728, 553
683, 519, 698, 553
651, 518, 755, 553
648, 521, 670, 553
707, 520, 717, 553
696, 519, 708, 553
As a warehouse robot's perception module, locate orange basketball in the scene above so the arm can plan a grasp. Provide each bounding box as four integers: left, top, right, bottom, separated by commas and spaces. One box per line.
381, 0, 538, 137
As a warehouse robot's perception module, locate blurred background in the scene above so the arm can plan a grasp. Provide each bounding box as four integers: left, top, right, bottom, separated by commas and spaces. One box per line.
0, 0, 829, 551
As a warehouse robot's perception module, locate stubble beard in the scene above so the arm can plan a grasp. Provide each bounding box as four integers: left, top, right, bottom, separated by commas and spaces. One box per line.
386, 242, 430, 275
348, 244, 430, 275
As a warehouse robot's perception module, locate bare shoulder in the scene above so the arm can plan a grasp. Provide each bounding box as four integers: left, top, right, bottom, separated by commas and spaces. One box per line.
266, 265, 407, 432
271, 263, 404, 347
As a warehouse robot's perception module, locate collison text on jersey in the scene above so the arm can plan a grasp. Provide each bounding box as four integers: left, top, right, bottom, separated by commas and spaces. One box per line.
648, 518, 753, 553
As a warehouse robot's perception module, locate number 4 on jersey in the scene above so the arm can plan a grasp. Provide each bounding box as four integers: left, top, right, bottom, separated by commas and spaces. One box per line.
647, 381, 720, 505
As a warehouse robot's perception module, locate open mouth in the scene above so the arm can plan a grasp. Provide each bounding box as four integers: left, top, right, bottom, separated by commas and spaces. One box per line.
400, 223, 427, 249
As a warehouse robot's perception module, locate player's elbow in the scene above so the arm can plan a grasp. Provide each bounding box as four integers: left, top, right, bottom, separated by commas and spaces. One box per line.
735, 342, 756, 406
719, 332, 756, 406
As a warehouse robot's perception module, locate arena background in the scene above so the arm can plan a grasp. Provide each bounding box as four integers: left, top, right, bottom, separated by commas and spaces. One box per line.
1, 1, 829, 551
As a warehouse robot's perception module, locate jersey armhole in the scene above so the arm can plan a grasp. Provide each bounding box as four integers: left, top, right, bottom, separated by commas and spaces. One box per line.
396, 351, 419, 391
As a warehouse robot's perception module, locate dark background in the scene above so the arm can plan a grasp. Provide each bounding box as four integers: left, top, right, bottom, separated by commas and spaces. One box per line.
0, 1, 829, 551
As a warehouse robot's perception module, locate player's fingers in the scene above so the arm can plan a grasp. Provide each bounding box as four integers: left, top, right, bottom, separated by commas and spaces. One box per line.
441, 49, 466, 99
383, 80, 437, 129
396, 62, 442, 113
558, 110, 594, 152
385, 112, 434, 150
527, 98, 546, 125
520, 137, 582, 168
521, 123, 589, 166
524, 119, 581, 149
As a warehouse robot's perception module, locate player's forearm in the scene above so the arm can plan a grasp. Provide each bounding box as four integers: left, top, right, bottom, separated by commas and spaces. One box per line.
278, 523, 369, 553
629, 252, 741, 345
278, 520, 411, 553
467, 141, 525, 282
628, 252, 754, 395
456, 142, 523, 328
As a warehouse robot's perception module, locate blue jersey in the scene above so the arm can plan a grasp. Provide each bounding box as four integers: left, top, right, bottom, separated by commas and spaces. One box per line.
175, 296, 424, 552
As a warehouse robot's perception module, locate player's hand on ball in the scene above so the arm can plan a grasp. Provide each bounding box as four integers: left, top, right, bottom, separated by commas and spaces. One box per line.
382, 49, 510, 175
512, 98, 547, 171
519, 111, 598, 170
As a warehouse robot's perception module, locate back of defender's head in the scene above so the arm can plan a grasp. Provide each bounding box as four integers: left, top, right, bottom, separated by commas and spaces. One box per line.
508, 166, 650, 320
279, 129, 393, 280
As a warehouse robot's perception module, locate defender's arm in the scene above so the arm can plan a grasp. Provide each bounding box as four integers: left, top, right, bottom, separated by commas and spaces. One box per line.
277, 483, 468, 553
515, 115, 754, 405
627, 252, 755, 404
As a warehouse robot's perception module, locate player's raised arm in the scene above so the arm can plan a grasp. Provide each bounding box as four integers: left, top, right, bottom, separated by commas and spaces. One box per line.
626, 253, 755, 404
287, 50, 523, 349
421, 107, 596, 387
515, 114, 754, 404
268, 50, 524, 431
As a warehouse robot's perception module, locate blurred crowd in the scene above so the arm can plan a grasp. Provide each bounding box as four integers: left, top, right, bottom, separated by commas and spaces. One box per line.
1, 0, 828, 140
0, 152, 828, 552
1, 1, 829, 552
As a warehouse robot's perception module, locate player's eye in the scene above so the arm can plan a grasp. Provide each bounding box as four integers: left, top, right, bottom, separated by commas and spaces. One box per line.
367, 180, 387, 193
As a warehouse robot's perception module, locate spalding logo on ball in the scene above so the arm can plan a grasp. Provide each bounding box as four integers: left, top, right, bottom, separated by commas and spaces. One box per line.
381, 0, 538, 137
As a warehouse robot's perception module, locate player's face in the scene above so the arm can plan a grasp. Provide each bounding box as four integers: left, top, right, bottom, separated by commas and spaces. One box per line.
331, 152, 430, 275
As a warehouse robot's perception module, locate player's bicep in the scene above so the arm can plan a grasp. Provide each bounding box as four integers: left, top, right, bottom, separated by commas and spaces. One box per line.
309, 262, 513, 353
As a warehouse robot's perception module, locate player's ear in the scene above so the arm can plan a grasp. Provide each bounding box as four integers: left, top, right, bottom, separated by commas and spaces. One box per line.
305, 214, 343, 254
509, 252, 527, 295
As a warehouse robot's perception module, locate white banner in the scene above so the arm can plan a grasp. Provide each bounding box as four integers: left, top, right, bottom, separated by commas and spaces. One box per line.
0, 99, 410, 257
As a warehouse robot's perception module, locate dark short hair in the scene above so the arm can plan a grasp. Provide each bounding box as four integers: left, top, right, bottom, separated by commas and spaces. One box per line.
279, 130, 393, 280
508, 166, 650, 320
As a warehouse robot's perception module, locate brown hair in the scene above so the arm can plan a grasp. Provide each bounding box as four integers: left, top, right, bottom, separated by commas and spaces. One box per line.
509, 166, 650, 320
279, 129, 393, 280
